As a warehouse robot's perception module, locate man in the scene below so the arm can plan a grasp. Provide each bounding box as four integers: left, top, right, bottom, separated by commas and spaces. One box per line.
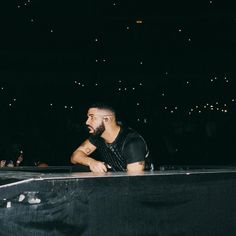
70, 103, 151, 173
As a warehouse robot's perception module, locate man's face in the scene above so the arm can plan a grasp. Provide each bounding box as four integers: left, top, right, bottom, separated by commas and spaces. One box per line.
86, 108, 106, 136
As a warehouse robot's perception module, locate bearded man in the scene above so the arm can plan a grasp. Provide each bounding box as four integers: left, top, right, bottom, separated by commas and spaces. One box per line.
70, 103, 152, 173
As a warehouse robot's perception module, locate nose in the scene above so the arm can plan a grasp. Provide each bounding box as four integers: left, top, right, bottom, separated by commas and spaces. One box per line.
86, 117, 90, 126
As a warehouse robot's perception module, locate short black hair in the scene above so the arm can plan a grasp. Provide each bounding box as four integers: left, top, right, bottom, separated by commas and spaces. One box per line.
88, 102, 116, 115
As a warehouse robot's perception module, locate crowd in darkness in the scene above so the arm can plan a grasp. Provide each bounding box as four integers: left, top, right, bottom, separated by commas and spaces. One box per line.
0, 100, 236, 168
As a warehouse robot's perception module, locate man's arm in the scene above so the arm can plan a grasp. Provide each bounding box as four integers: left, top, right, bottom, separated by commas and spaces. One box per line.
123, 135, 148, 173
127, 161, 145, 173
70, 139, 107, 173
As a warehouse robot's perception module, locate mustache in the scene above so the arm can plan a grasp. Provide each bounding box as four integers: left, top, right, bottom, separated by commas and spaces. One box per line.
86, 125, 94, 131
82, 124, 93, 132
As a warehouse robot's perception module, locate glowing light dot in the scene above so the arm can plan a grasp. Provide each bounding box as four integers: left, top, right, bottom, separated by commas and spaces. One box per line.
95, 83, 98, 86
13, 98, 16, 101
9, 104, 12, 106
178, 29, 182, 32
65, 106, 67, 109
113, 3, 116, 6
118, 88, 121, 91
162, 93, 165, 96
140, 61, 143, 65
232, 99, 235, 102
137, 103, 140, 106
139, 82, 143, 86
188, 38, 191, 42
103, 59, 106, 62
70, 106, 73, 109
30, 19, 34, 22
126, 26, 130, 30
50, 29, 53, 33
132, 87, 135, 90
210, 79, 214, 82
170, 110, 174, 113
94, 38, 98, 42
136, 20, 143, 24
175, 107, 178, 110
226, 80, 229, 83
95, 59, 98, 62
186, 81, 190, 84
50, 103, 53, 106
17, 5, 20, 8
164, 107, 167, 110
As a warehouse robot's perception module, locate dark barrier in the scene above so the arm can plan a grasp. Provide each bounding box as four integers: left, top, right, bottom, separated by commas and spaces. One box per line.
0, 169, 235, 236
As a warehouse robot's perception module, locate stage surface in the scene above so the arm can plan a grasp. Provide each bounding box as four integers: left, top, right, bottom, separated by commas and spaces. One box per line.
0, 167, 235, 236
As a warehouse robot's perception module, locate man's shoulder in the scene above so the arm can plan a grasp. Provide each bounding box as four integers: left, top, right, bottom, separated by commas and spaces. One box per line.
88, 135, 104, 146
122, 126, 145, 143
124, 126, 142, 137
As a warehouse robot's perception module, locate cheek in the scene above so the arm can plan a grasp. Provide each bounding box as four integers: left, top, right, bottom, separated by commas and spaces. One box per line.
95, 120, 103, 128
88, 120, 97, 127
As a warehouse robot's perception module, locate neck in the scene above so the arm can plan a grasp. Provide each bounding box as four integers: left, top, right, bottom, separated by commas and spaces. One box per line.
101, 124, 121, 143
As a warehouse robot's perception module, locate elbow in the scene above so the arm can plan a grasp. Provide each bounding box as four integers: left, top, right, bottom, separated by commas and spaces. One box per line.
70, 152, 77, 164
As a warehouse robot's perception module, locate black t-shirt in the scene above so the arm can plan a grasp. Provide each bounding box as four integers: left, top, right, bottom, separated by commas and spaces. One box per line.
88, 126, 150, 171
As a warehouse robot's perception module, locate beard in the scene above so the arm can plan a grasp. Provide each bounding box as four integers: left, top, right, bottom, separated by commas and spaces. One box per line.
88, 121, 105, 136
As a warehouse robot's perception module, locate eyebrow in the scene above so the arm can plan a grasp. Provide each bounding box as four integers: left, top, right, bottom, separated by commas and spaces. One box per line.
88, 114, 113, 117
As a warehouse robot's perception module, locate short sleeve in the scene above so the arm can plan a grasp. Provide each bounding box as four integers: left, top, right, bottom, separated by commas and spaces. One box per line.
123, 135, 148, 164
88, 135, 102, 147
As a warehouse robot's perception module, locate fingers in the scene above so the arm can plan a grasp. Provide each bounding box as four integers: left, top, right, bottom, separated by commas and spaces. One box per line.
90, 160, 107, 173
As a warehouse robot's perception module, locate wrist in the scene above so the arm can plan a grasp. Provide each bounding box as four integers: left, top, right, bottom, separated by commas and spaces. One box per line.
87, 157, 94, 167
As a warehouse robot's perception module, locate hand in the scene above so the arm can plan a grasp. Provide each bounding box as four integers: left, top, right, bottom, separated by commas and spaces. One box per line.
0, 160, 6, 168
89, 159, 107, 173
16, 154, 24, 166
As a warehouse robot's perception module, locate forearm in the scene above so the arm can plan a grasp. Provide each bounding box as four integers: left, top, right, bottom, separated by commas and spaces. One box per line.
70, 150, 95, 167
71, 150, 107, 172
127, 161, 145, 173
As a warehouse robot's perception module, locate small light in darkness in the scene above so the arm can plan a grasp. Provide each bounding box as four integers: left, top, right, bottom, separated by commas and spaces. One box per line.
136, 20, 143, 24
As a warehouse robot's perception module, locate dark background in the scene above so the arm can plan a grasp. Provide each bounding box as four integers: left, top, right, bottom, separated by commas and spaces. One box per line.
0, 0, 236, 167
